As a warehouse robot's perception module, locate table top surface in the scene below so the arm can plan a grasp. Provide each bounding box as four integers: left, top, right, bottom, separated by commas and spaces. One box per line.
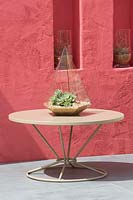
8, 108, 124, 126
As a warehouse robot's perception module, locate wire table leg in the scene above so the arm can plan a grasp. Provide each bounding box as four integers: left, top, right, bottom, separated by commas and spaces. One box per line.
58, 126, 67, 162
32, 125, 60, 160
26, 124, 107, 182
67, 126, 73, 159
74, 124, 102, 159
59, 164, 66, 180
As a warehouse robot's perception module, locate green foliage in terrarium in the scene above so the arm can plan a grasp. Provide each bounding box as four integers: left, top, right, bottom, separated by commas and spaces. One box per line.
50, 90, 77, 107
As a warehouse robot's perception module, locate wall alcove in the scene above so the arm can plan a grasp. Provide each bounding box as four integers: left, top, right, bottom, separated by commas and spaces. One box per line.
113, 0, 133, 68
53, 0, 80, 69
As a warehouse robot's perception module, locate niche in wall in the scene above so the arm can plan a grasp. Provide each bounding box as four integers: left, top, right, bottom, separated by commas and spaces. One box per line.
113, 0, 133, 68
53, 0, 80, 69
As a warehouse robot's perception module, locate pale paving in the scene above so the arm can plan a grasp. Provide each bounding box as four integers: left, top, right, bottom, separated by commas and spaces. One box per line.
0, 154, 133, 200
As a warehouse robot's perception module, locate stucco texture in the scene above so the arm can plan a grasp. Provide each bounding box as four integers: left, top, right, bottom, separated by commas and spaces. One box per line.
0, 0, 133, 163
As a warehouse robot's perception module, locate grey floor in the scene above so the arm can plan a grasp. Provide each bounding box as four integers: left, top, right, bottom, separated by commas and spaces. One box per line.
0, 154, 133, 200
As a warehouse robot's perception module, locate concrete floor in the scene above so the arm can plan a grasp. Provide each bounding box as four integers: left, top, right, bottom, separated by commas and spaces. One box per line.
0, 154, 133, 200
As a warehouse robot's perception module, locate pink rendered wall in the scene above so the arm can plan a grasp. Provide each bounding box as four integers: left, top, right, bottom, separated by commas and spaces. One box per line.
0, 0, 54, 162
0, 0, 133, 163
81, 0, 133, 155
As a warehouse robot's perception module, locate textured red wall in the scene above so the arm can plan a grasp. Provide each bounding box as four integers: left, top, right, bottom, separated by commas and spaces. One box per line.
81, 0, 133, 156
0, 0, 54, 162
0, 0, 133, 163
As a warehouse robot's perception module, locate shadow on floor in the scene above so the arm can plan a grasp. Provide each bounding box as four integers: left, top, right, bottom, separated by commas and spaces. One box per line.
32, 161, 133, 182
91, 161, 133, 181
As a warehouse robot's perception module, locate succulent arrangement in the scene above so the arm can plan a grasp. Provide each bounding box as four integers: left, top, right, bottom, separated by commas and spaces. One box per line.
114, 47, 131, 66
47, 89, 91, 116
49, 89, 77, 107
114, 47, 130, 55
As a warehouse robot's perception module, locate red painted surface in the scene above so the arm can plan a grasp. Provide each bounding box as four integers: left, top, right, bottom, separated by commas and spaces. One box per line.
53, 0, 80, 67
131, 0, 133, 64
114, 0, 132, 62
73, 0, 80, 68
0, 0, 133, 163
114, 0, 130, 31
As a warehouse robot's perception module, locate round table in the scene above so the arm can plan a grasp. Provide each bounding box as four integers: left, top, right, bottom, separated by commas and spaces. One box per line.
8, 108, 124, 182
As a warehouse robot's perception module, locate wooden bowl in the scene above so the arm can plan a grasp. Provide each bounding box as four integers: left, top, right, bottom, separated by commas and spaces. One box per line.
46, 102, 91, 116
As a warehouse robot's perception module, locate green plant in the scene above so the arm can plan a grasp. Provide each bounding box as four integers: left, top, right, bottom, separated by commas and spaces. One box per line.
114, 47, 130, 55
50, 89, 77, 107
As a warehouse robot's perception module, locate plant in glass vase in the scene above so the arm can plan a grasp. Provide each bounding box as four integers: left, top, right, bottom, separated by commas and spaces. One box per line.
46, 30, 91, 115
114, 29, 131, 67
48, 89, 90, 116
114, 46, 131, 66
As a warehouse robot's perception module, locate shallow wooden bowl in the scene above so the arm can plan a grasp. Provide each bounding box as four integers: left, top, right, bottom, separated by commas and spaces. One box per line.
46, 102, 91, 116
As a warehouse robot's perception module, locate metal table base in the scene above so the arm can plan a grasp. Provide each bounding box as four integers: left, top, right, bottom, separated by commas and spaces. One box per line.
26, 124, 107, 182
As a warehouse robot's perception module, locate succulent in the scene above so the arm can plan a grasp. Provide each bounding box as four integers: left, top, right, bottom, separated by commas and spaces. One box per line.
114, 47, 130, 55
50, 89, 77, 107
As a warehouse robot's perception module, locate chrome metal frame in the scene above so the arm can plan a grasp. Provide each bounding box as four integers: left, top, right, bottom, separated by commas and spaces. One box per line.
27, 124, 107, 182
